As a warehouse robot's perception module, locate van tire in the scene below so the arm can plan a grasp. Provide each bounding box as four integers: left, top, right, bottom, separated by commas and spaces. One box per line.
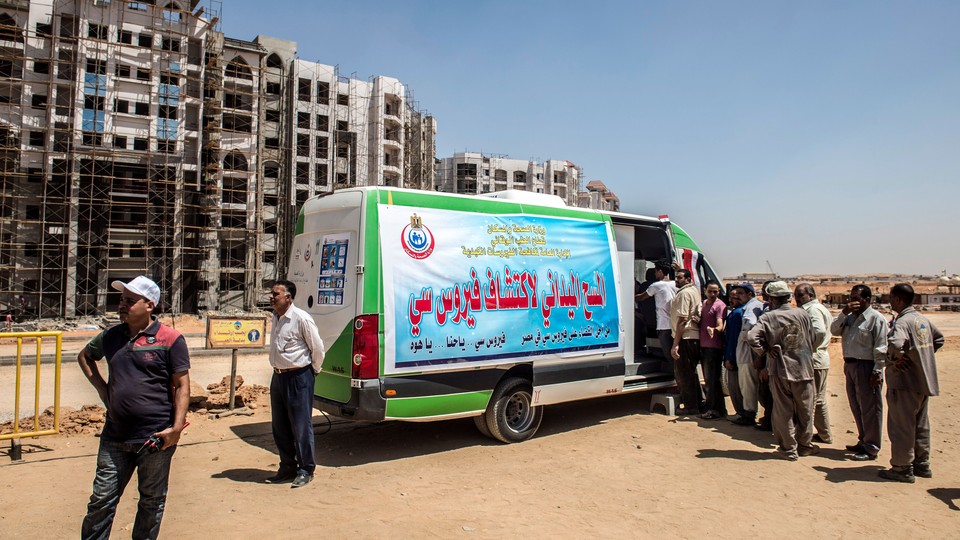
473, 415, 492, 438
484, 377, 542, 443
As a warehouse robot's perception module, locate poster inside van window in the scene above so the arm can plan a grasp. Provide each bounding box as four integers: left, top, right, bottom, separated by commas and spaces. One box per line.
380, 204, 622, 374
317, 233, 349, 305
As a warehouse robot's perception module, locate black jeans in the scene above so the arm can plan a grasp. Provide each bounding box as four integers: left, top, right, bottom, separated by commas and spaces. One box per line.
81, 439, 176, 540
676, 339, 704, 413
701, 347, 727, 416
271, 366, 317, 475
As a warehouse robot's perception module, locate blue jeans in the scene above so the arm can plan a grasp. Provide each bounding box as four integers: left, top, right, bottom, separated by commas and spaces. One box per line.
81, 438, 176, 540
271, 366, 316, 475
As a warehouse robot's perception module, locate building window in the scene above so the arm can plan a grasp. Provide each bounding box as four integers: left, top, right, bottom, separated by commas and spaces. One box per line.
316, 114, 329, 131
265, 109, 280, 123
317, 82, 330, 103
336, 120, 348, 131
297, 112, 310, 129
265, 137, 280, 149
85, 58, 106, 76
158, 140, 176, 154
336, 144, 349, 159
82, 132, 103, 146
265, 81, 281, 95
32, 94, 48, 109
297, 78, 311, 101
159, 104, 177, 119
296, 163, 310, 184
222, 113, 252, 133
119, 30, 132, 44
87, 23, 107, 40
36, 22, 53, 37
316, 136, 328, 156
133, 138, 148, 151
136, 68, 151, 81
161, 37, 180, 52
296, 134, 310, 157
456, 163, 478, 178
337, 93, 349, 106
134, 102, 149, 115
223, 151, 248, 171
114, 135, 127, 149
33, 61, 50, 74
115, 64, 131, 78
316, 164, 328, 185
138, 33, 153, 48
225, 57, 253, 80
114, 99, 129, 113
224, 92, 250, 111
29, 131, 44, 147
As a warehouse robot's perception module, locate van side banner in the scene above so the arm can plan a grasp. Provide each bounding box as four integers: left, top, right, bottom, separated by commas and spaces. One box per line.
380, 204, 622, 374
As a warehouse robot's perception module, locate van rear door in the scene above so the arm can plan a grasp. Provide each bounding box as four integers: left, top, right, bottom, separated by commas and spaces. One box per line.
287, 190, 365, 404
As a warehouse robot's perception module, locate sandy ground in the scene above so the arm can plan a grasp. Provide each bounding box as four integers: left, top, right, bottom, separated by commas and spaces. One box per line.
1, 313, 960, 538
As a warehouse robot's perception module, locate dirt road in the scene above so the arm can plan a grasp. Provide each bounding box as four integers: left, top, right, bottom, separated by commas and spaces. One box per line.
2, 314, 959, 538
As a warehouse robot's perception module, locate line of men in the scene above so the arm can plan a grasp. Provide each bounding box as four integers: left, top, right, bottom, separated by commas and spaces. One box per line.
639, 271, 944, 480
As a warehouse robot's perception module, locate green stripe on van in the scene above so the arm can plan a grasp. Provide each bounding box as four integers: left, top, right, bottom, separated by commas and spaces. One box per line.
385, 391, 492, 419
313, 321, 355, 403
671, 223, 701, 251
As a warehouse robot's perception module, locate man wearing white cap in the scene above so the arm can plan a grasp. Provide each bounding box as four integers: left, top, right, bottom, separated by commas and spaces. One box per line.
78, 275, 190, 539
747, 281, 818, 461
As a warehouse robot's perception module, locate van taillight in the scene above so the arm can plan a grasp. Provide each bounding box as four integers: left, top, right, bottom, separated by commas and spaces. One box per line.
351, 314, 379, 379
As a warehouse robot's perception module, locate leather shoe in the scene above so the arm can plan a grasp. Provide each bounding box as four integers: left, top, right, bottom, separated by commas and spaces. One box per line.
798, 444, 820, 457
851, 452, 877, 462
265, 470, 297, 484
812, 434, 832, 444
878, 468, 916, 483
913, 464, 933, 478
845, 443, 865, 453
291, 472, 313, 488
754, 422, 772, 432
730, 416, 755, 426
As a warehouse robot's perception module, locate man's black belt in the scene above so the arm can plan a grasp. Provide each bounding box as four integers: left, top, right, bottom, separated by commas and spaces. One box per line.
273, 365, 309, 374
843, 357, 873, 363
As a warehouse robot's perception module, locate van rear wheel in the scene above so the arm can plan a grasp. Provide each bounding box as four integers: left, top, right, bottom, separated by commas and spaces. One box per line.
484, 377, 542, 443
473, 415, 492, 438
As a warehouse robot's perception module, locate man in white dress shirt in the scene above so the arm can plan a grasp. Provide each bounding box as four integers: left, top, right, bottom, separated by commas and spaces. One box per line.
266, 279, 325, 488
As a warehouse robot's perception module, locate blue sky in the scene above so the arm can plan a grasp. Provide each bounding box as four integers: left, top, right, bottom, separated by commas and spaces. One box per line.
222, 1, 960, 277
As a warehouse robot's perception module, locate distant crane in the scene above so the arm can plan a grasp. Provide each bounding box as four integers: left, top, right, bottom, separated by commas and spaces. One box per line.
766, 260, 778, 278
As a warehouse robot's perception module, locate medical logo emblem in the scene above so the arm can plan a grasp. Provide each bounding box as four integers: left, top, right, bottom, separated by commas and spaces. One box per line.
400, 213, 435, 259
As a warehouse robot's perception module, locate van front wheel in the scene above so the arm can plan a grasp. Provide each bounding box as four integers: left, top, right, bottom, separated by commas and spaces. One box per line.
484, 377, 543, 443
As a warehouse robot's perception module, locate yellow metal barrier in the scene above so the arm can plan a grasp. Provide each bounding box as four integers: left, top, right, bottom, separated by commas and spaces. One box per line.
1, 332, 63, 450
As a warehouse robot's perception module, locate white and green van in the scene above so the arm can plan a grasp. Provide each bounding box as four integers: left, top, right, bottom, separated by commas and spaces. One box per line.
286, 187, 723, 442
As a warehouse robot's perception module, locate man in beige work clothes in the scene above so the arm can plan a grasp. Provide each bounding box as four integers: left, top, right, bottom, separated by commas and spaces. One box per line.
747, 281, 818, 461
878, 283, 945, 483
795, 283, 833, 444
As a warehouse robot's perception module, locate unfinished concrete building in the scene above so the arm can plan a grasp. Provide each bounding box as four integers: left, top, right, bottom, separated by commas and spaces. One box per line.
435, 152, 616, 210
0, 0, 212, 317
0, 1, 436, 318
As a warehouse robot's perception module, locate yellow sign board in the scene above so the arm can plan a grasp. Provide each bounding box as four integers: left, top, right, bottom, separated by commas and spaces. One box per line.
206, 317, 267, 349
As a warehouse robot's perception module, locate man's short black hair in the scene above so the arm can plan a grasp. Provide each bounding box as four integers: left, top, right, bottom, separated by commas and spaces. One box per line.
705, 279, 721, 289
796, 283, 816, 298
275, 279, 297, 299
677, 268, 692, 280
890, 283, 915, 305
851, 284, 872, 300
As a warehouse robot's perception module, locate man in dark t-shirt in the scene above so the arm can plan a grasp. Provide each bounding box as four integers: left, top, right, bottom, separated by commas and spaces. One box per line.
78, 276, 190, 540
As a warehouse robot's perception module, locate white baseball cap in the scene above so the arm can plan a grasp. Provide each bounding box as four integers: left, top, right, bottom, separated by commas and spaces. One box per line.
111, 276, 161, 305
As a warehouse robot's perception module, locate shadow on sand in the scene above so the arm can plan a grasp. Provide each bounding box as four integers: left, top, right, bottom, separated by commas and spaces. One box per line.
928, 488, 960, 511
221, 391, 662, 472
